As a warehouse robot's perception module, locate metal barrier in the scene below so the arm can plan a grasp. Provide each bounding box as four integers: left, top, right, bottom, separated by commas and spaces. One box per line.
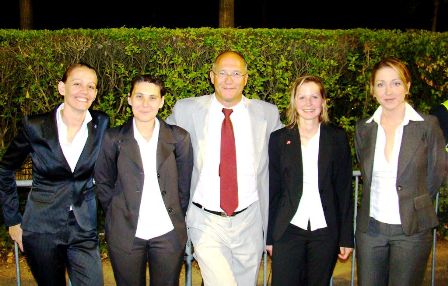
348, 172, 440, 286
431, 192, 440, 286
14, 242, 20, 286
12, 175, 441, 286
350, 170, 361, 286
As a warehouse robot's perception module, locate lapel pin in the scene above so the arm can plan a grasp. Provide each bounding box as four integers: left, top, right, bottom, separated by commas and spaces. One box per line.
286, 140, 291, 145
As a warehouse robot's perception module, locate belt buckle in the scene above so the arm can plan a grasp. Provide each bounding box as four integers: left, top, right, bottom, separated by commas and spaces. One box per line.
220, 212, 230, 217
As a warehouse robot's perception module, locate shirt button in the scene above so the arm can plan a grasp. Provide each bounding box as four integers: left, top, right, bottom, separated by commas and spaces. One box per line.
397, 186, 403, 191
168, 207, 174, 214
161, 191, 167, 196
157, 173, 160, 178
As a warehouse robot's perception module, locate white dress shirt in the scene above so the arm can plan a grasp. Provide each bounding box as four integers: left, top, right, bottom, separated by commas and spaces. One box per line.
367, 103, 424, 224
192, 94, 258, 212
56, 103, 91, 172
133, 118, 174, 240
290, 125, 327, 231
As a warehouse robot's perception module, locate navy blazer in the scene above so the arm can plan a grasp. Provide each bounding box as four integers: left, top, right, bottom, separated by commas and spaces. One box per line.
355, 114, 446, 235
267, 123, 354, 247
0, 108, 109, 233
94, 118, 193, 253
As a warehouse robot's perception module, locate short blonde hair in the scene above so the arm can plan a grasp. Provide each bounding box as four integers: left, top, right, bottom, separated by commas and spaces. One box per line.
286, 75, 329, 128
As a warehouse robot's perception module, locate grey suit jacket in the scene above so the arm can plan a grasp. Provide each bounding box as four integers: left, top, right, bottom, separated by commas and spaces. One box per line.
355, 113, 446, 235
94, 118, 193, 253
166, 94, 283, 240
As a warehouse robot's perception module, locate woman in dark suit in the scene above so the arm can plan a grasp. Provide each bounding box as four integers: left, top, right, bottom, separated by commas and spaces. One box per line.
94, 75, 193, 286
267, 75, 354, 286
0, 63, 107, 285
355, 57, 446, 286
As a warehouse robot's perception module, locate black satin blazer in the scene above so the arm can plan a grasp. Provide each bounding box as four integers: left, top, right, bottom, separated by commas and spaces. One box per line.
0, 107, 109, 233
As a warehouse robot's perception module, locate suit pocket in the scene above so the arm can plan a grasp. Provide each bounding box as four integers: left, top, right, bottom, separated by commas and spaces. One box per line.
28, 190, 55, 203
414, 194, 432, 210
413, 193, 438, 231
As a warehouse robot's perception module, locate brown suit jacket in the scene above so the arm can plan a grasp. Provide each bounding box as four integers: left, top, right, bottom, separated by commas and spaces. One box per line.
94, 118, 193, 253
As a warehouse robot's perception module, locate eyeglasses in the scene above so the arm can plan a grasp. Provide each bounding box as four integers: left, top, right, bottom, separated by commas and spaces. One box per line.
213, 70, 247, 80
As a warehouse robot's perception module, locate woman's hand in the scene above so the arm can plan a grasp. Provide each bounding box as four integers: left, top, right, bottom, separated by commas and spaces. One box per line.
338, 247, 353, 260
9, 224, 23, 252
266, 245, 273, 256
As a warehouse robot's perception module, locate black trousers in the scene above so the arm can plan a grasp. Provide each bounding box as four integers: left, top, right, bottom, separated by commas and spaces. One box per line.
22, 211, 103, 286
109, 229, 185, 286
271, 223, 339, 286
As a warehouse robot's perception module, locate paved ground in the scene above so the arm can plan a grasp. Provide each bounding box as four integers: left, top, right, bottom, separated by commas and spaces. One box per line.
1, 239, 447, 285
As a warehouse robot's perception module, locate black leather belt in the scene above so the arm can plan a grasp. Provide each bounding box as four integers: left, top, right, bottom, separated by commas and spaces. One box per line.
192, 202, 247, 217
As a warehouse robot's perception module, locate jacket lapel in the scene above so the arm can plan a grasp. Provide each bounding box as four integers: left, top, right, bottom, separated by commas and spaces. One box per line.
192, 96, 211, 171
358, 121, 378, 185
156, 119, 176, 171
44, 108, 72, 172
284, 127, 303, 204
119, 120, 143, 172
397, 121, 423, 178
247, 100, 268, 171
74, 119, 95, 173
318, 124, 331, 192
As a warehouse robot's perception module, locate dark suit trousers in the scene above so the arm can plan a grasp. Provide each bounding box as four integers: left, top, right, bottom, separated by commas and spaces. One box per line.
108, 229, 185, 286
271, 223, 339, 286
22, 211, 103, 286
356, 217, 432, 286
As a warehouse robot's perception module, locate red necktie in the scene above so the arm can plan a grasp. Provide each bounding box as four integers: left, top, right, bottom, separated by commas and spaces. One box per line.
220, 108, 238, 216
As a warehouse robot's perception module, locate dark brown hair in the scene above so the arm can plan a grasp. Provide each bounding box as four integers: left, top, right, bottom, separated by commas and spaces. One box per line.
129, 74, 166, 97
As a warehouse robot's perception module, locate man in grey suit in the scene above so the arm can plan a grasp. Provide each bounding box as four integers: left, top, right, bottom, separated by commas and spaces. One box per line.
167, 50, 283, 286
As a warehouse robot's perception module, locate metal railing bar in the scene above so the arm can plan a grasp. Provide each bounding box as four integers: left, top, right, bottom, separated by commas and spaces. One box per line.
14, 242, 21, 286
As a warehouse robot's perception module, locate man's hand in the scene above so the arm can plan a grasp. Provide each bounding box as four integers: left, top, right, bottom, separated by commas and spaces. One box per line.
9, 224, 23, 252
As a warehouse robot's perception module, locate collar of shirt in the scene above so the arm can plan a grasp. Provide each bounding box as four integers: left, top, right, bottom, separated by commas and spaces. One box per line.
210, 93, 248, 115
56, 103, 92, 145
56, 103, 92, 175
366, 102, 424, 126
133, 117, 160, 146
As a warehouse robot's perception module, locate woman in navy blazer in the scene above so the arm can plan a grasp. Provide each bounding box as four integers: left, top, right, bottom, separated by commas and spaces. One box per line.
267, 75, 354, 286
0, 63, 108, 285
355, 57, 446, 286
94, 75, 193, 286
